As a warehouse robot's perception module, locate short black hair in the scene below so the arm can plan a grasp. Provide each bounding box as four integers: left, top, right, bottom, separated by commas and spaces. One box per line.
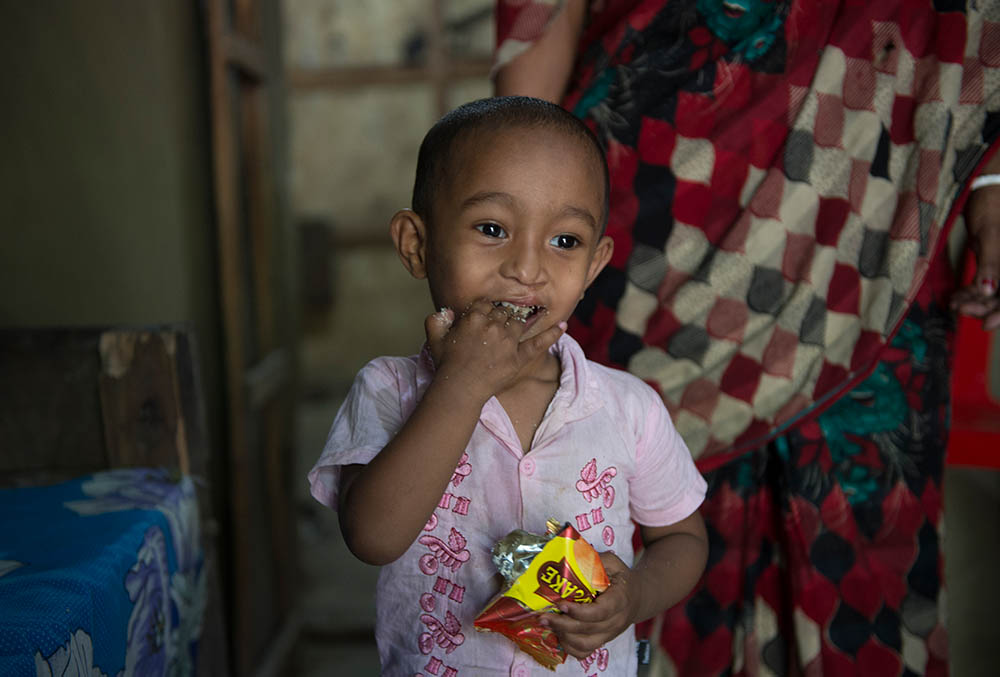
411, 96, 610, 232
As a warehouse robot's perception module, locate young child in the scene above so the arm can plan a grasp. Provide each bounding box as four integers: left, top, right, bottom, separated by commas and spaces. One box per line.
308, 96, 708, 676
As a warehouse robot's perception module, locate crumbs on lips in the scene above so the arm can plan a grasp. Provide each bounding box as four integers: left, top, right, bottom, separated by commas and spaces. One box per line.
493, 300, 541, 322
473, 520, 609, 670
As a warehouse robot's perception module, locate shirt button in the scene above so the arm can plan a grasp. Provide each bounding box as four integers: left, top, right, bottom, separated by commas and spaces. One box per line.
512, 665, 529, 677
520, 458, 536, 476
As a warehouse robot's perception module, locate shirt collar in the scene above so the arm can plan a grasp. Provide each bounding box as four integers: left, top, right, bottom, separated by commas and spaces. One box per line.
544, 332, 605, 426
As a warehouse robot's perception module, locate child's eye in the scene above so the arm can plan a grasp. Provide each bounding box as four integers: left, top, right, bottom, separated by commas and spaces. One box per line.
550, 234, 580, 249
475, 222, 507, 239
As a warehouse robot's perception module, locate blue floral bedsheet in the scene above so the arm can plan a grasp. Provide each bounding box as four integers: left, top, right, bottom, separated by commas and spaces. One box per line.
0, 468, 205, 677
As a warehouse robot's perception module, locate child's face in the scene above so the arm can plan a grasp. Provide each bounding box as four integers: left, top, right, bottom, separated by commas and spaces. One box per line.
406, 125, 612, 343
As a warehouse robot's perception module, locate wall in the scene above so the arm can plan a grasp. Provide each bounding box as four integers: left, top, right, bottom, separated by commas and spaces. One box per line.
0, 2, 222, 452
285, 0, 494, 395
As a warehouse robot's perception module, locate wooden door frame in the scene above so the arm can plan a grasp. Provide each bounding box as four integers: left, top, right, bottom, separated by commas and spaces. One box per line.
205, 1, 298, 675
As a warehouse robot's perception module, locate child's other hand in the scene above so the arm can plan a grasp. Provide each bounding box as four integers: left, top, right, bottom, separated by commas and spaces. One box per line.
423, 299, 565, 401
540, 551, 638, 659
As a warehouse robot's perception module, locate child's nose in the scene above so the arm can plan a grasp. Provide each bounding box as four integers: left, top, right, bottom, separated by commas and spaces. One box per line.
499, 239, 543, 283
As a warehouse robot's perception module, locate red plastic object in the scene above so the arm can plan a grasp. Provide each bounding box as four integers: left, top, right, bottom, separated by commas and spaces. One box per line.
945, 258, 1000, 468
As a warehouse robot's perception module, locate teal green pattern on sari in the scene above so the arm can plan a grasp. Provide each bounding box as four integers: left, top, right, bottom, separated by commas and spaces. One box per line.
573, 67, 615, 119
696, 0, 783, 60
774, 319, 928, 504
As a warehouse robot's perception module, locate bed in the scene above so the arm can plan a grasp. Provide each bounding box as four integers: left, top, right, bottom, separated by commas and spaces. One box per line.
0, 327, 228, 676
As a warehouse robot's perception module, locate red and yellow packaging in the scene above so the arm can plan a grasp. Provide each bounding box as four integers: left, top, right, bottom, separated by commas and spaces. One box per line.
473, 522, 609, 670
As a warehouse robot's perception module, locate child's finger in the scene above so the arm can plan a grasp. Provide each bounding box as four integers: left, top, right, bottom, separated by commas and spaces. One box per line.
542, 608, 600, 639
424, 307, 454, 365
552, 600, 608, 624
555, 585, 623, 623
554, 631, 604, 660
517, 321, 567, 359
598, 550, 628, 576
543, 614, 612, 659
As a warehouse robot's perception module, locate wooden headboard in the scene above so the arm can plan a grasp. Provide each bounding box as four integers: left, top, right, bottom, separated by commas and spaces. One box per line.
0, 327, 209, 484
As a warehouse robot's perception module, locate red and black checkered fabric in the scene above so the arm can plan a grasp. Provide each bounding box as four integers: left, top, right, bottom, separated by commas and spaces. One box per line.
498, 0, 1000, 468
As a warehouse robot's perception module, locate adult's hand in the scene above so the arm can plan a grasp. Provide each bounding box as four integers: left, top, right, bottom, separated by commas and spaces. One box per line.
953, 183, 1000, 331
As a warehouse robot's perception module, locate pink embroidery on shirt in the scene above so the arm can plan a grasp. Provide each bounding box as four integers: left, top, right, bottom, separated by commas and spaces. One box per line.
421, 651, 459, 675
424, 513, 438, 531
438, 493, 472, 515
576, 458, 617, 507
420, 610, 465, 654
419, 554, 439, 576
450, 452, 472, 487
418, 633, 435, 655
602, 526, 615, 547
452, 496, 471, 516
431, 576, 466, 604
420, 593, 436, 612
433, 577, 450, 596
575, 507, 604, 532
418, 528, 470, 575
579, 646, 609, 671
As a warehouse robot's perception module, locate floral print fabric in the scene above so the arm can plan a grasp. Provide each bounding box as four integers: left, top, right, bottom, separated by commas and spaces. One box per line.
0, 468, 205, 677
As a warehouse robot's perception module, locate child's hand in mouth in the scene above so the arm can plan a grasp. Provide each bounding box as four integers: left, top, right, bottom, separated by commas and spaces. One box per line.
423, 299, 562, 402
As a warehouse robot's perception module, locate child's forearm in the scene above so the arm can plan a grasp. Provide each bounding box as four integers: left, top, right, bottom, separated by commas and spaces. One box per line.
627, 514, 709, 623
339, 302, 566, 565
338, 377, 488, 565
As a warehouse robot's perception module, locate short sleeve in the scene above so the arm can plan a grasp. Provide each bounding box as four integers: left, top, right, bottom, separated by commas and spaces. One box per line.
307, 358, 410, 510
628, 385, 707, 527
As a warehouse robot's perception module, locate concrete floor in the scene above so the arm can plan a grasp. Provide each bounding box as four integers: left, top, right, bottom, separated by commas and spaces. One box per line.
290, 394, 1000, 676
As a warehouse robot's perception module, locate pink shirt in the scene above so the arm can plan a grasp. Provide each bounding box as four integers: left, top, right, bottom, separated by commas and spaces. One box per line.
308, 334, 707, 676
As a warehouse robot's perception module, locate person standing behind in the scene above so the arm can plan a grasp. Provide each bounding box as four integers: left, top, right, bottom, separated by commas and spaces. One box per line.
495, 0, 1000, 674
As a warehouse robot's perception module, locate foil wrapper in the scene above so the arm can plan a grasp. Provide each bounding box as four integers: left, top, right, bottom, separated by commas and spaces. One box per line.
491, 519, 562, 586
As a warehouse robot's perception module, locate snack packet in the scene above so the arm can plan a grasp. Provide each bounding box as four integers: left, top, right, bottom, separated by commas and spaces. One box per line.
473, 521, 610, 670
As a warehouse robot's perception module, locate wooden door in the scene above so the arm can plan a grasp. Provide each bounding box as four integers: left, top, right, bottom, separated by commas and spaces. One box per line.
205, 1, 298, 674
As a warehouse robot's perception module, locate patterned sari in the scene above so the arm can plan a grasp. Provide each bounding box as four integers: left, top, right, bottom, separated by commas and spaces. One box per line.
496, 1, 1000, 673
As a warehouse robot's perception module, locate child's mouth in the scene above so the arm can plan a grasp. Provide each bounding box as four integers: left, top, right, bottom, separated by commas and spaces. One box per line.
493, 300, 543, 322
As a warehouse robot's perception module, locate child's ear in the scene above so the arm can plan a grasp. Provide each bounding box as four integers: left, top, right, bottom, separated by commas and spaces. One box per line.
390, 209, 428, 279
585, 235, 614, 288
